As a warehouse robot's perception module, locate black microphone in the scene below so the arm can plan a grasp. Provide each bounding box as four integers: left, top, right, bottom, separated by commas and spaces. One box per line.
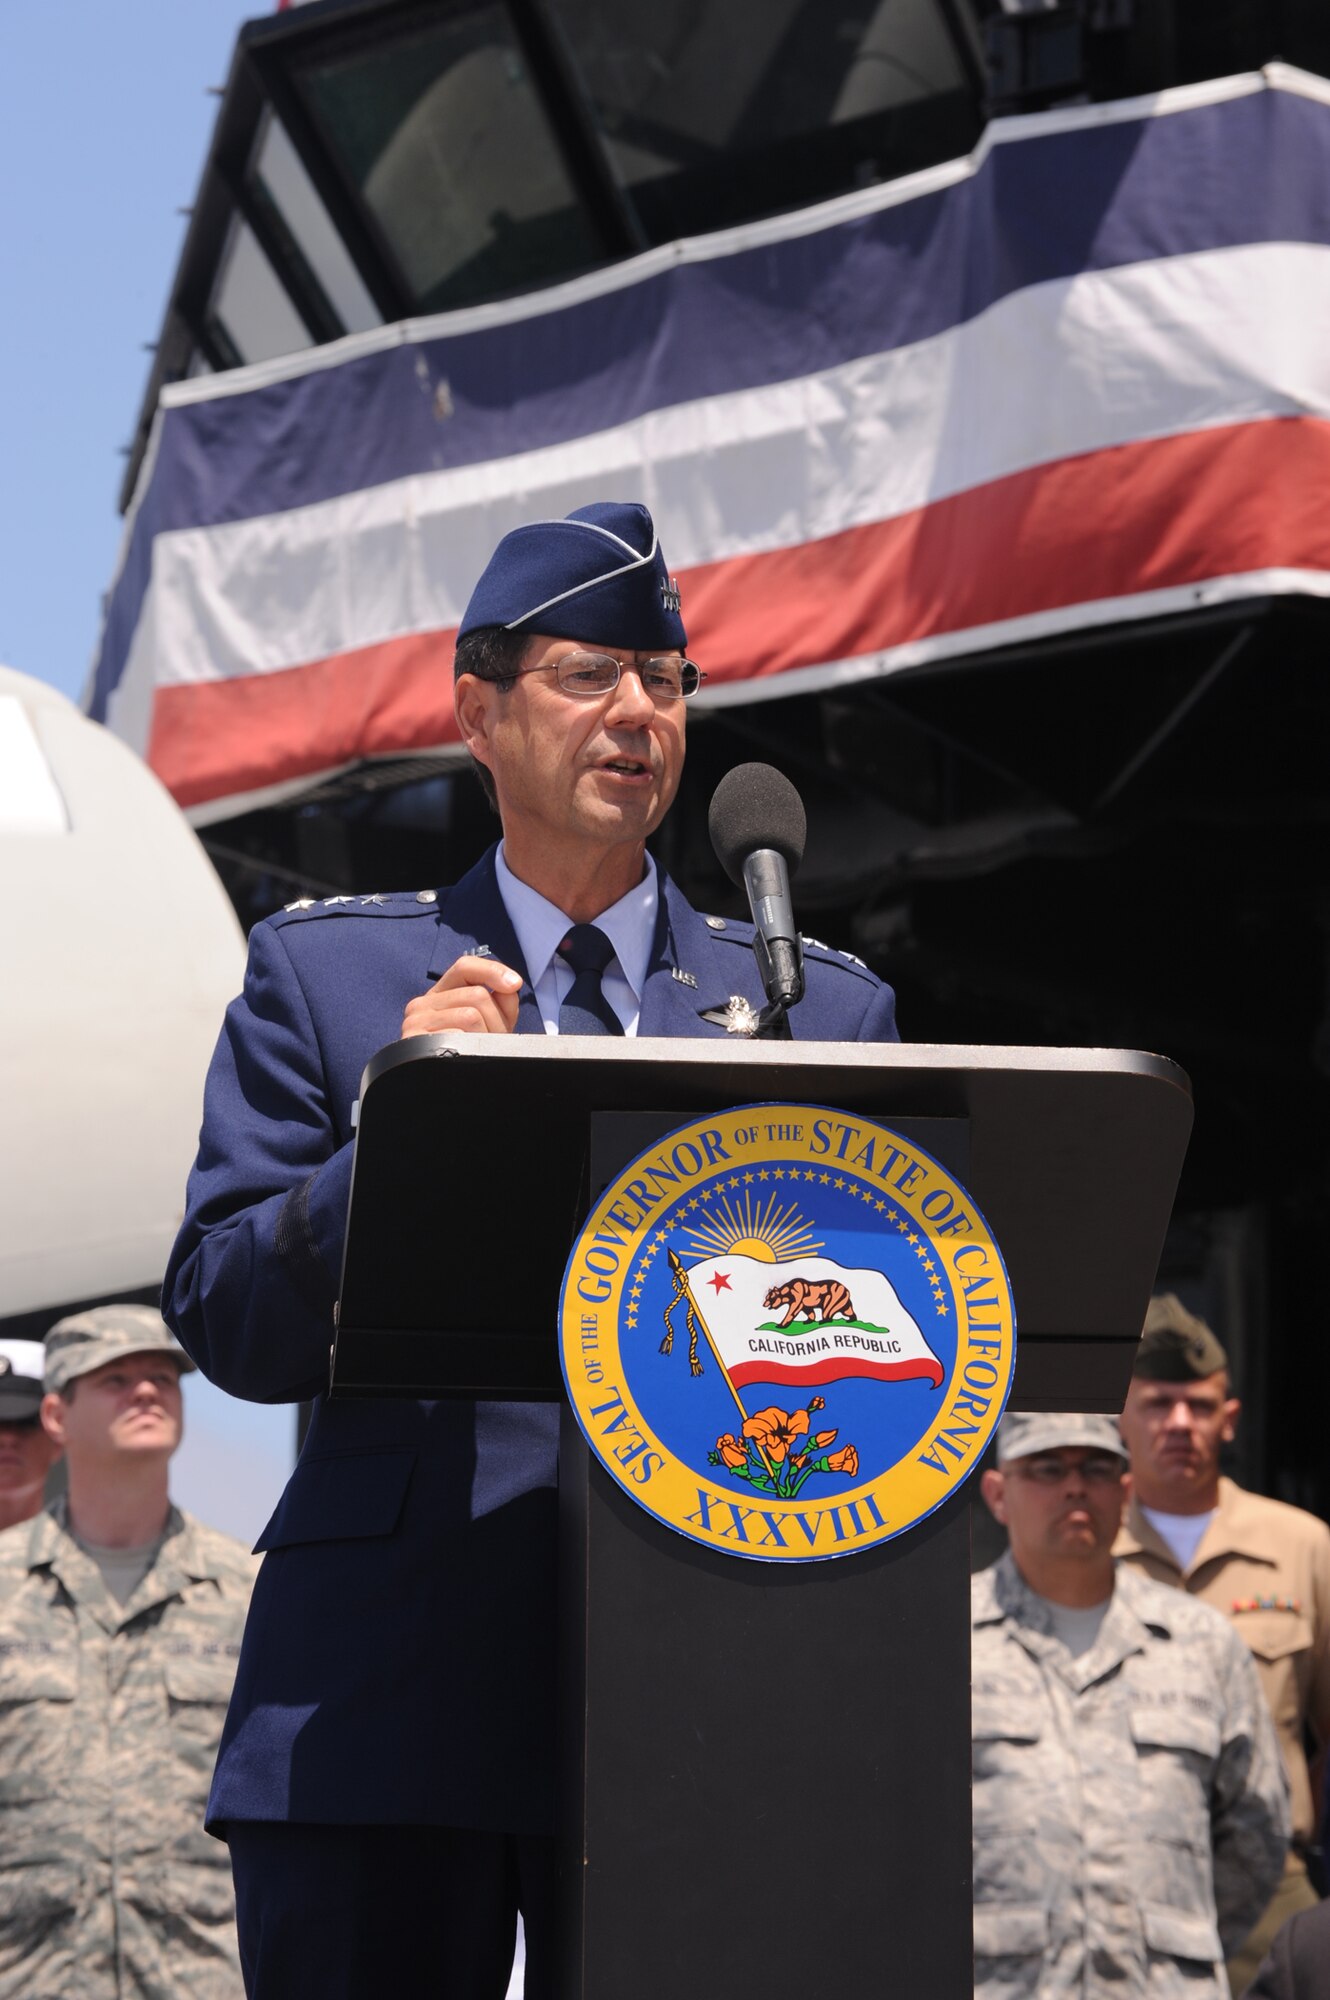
708, 763, 807, 1019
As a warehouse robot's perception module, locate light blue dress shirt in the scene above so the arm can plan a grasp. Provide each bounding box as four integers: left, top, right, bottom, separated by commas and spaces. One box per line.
494, 843, 658, 1035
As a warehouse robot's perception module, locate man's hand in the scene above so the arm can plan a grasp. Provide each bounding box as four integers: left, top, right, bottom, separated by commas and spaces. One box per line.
400, 956, 524, 1038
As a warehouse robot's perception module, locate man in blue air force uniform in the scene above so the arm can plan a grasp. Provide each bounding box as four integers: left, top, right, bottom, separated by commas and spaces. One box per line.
164, 502, 899, 1998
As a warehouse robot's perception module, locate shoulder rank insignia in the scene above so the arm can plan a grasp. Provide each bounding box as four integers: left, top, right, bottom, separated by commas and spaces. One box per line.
283, 898, 316, 912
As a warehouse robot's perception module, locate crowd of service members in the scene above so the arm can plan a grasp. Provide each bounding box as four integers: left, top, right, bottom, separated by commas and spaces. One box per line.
973, 1295, 1330, 2000
0, 1290, 1325, 1998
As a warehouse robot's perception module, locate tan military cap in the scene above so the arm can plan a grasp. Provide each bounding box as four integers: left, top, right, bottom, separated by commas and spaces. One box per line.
44, 1304, 195, 1396
995, 1410, 1128, 1464
1134, 1293, 1228, 1381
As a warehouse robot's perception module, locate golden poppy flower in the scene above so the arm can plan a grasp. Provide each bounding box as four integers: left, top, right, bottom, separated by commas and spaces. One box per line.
742, 1406, 810, 1465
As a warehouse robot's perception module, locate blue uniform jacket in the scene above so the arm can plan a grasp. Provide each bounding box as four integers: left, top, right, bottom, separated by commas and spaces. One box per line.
163, 847, 898, 1835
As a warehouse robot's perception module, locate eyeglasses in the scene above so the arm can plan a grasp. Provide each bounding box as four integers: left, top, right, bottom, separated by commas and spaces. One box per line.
515, 651, 706, 704
1013, 1455, 1124, 1486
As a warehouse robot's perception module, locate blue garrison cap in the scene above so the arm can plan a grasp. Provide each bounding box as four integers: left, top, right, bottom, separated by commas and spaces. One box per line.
457, 502, 686, 651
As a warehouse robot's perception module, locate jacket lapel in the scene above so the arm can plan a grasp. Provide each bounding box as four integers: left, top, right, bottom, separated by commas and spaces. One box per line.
640, 874, 764, 1038
424, 846, 543, 1035
432, 856, 761, 1040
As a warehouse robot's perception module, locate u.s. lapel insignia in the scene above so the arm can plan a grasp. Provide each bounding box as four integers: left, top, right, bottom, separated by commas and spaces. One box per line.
699, 994, 760, 1037
672, 966, 698, 988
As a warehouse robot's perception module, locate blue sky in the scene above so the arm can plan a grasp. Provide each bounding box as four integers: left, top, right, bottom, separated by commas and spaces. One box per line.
0, 3, 258, 703
2, 4, 295, 1539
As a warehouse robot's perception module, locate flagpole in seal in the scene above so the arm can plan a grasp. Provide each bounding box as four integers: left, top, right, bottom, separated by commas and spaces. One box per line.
661, 1248, 780, 1485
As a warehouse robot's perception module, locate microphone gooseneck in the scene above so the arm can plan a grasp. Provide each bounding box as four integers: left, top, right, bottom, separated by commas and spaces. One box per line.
708, 764, 807, 1030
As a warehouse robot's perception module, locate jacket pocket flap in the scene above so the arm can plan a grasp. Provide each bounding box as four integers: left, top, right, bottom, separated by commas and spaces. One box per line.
163, 1647, 242, 1703
973, 1906, 1049, 1956
1142, 1904, 1222, 1963
1130, 1705, 1220, 1758
255, 1448, 417, 1551
1233, 1609, 1312, 1663
0, 1864, 80, 1922
0, 1645, 77, 1703
972, 1700, 1041, 1744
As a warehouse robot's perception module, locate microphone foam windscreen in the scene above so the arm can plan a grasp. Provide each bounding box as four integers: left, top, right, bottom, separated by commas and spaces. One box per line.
708, 763, 807, 886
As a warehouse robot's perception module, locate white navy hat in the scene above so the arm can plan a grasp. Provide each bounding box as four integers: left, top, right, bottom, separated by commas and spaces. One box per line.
0, 1341, 45, 1421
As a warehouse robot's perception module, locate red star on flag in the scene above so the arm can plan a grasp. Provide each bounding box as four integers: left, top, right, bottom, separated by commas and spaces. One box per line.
708, 1270, 732, 1293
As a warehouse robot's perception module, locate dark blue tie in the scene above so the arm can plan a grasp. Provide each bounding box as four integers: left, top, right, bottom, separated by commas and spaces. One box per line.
557, 925, 623, 1036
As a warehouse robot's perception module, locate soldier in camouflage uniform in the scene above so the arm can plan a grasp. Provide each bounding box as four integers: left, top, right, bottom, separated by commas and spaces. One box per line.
0, 1305, 257, 1998
973, 1411, 1289, 2000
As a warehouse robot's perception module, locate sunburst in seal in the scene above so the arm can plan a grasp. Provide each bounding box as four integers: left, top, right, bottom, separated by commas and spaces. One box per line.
684, 1192, 822, 1265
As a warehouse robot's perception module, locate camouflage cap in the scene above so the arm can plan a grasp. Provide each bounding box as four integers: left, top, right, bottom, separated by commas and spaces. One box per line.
1133, 1293, 1228, 1381
0, 1340, 46, 1422
44, 1305, 195, 1395
996, 1410, 1128, 1465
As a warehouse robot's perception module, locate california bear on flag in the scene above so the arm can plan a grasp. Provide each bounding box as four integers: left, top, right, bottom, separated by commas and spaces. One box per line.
666, 1251, 943, 1394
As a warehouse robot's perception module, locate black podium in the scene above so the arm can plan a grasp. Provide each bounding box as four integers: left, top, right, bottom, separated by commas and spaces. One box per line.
331, 1037, 1191, 1998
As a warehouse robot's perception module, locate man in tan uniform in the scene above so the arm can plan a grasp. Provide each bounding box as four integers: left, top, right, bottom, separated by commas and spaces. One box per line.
0, 1305, 257, 1998
1117, 1295, 1330, 1997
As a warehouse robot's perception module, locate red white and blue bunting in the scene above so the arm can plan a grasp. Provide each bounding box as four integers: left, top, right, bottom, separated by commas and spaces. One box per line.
90, 65, 1330, 822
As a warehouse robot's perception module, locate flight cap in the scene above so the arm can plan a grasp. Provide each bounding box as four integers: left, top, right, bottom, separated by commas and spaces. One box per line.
457, 501, 687, 652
